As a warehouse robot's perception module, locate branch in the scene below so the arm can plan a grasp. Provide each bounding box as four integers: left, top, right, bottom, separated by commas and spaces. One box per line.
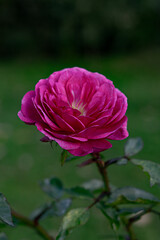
11, 209, 55, 240
125, 209, 151, 240
151, 209, 160, 216
92, 153, 111, 195
92, 153, 140, 240
105, 156, 124, 167
33, 204, 52, 225
87, 191, 107, 210
125, 223, 138, 240
105, 156, 130, 168
77, 158, 95, 167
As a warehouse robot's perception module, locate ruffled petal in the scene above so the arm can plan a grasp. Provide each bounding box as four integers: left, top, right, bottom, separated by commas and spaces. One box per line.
107, 118, 129, 140
18, 67, 128, 157
18, 90, 40, 124
69, 139, 112, 156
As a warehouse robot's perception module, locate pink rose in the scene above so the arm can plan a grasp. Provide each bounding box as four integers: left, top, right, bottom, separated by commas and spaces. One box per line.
18, 67, 128, 156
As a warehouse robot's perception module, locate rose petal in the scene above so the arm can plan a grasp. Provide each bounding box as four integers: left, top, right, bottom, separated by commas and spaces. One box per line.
107, 119, 129, 140
18, 90, 40, 124
69, 139, 112, 156
76, 116, 127, 140
18, 67, 128, 157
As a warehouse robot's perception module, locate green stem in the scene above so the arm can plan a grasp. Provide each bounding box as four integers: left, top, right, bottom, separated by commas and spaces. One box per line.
125, 222, 137, 240
11, 209, 55, 240
92, 153, 138, 240
92, 153, 111, 195
125, 208, 153, 240
87, 191, 107, 210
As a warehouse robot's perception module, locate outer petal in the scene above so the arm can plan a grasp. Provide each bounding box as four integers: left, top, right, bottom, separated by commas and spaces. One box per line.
107, 118, 129, 140
35, 79, 48, 92
35, 122, 86, 145
108, 89, 127, 124
18, 90, 40, 124
76, 116, 127, 140
69, 139, 112, 156
18, 67, 128, 157
55, 139, 80, 150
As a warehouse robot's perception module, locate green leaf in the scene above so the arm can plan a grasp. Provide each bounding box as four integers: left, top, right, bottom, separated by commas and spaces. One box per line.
117, 206, 148, 216
51, 199, 72, 217
116, 158, 128, 165
40, 177, 64, 199
124, 137, 143, 157
131, 159, 160, 186
0, 193, 13, 226
82, 179, 104, 192
30, 204, 50, 220
98, 202, 120, 230
66, 186, 93, 199
108, 187, 160, 205
61, 150, 68, 166
31, 199, 72, 221
56, 208, 90, 240
0, 233, 8, 240
44, 199, 72, 218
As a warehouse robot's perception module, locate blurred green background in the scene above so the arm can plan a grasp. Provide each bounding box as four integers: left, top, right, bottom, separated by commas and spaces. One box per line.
0, 0, 160, 239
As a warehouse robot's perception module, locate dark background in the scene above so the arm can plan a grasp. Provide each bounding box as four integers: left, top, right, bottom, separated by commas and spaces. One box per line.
0, 0, 160, 59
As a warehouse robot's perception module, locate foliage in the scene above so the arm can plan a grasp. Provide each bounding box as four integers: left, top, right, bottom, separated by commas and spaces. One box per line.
131, 159, 160, 187
0, 194, 13, 227
56, 208, 90, 240
124, 137, 143, 157
1, 137, 160, 240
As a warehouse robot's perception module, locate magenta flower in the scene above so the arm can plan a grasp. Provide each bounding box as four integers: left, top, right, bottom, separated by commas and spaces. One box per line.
18, 67, 128, 156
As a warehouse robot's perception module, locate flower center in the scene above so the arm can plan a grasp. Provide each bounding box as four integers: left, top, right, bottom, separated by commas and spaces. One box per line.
72, 101, 86, 116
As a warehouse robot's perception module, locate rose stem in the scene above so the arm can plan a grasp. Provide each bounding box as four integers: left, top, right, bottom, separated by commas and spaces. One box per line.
125, 218, 139, 240
125, 208, 153, 240
11, 209, 55, 240
92, 153, 111, 195
86, 191, 107, 210
125, 223, 137, 240
92, 153, 138, 240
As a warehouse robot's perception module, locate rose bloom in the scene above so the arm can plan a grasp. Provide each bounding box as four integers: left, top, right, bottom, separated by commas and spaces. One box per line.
18, 67, 128, 156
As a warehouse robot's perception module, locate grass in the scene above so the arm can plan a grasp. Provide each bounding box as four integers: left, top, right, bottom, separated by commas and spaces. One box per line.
0, 48, 160, 239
